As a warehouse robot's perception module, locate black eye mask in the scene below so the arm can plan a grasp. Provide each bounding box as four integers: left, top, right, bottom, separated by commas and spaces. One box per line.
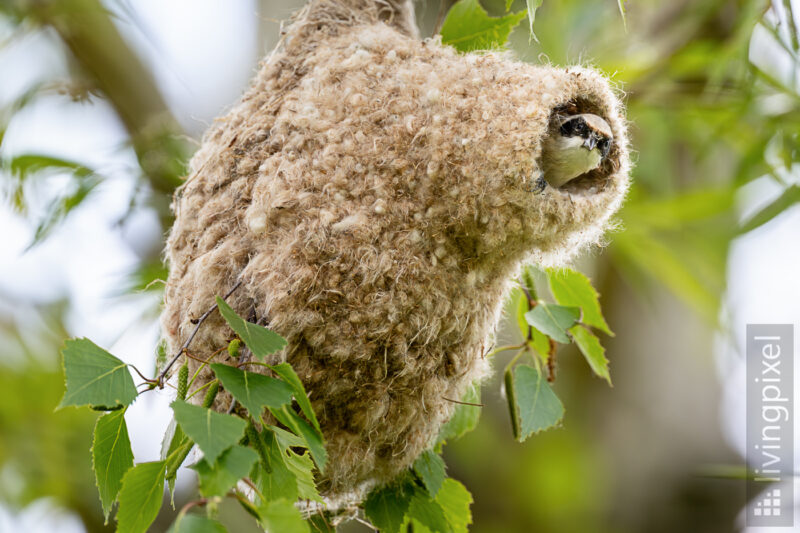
597, 137, 612, 158
560, 117, 587, 137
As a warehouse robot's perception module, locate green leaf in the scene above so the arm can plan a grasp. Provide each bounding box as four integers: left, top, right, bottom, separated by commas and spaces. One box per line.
524, 304, 581, 344
407, 491, 451, 533
547, 268, 613, 335
739, 184, 800, 234
254, 429, 299, 502
284, 448, 322, 502
440, 0, 527, 53
525, 0, 543, 40
364, 480, 415, 533
270, 425, 306, 450
116, 461, 167, 533
5, 154, 101, 247
162, 416, 193, 492
436, 383, 481, 445
513, 289, 551, 357
92, 409, 134, 521
505, 364, 563, 442
210, 364, 293, 417
215, 296, 287, 360
30, 175, 101, 247
613, 230, 719, 322
8, 153, 93, 179
622, 187, 736, 230
171, 400, 247, 464
191, 445, 258, 498
160, 418, 181, 461
160, 418, 188, 500
269, 405, 327, 472
59, 338, 137, 409
167, 514, 227, 533
435, 479, 473, 533
414, 450, 447, 497
259, 499, 310, 533
569, 325, 612, 384
269, 362, 321, 433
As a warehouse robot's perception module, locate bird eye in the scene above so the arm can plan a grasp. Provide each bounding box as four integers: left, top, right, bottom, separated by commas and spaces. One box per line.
598, 138, 611, 157
559, 117, 587, 137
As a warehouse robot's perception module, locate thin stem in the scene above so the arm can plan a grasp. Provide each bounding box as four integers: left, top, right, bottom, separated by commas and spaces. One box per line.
241, 477, 264, 502
157, 280, 243, 388
504, 348, 527, 375
354, 516, 379, 531
485, 343, 524, 359
546, 338, 558, 382
186, 379, 216, 401
186, 345, 229, 391
519, 285, 535, 308
182, 351, 210, 364
517, 278, 536, 341
442, 397, 484, 407
128, 363, 156, 384
177, 498, 208, 517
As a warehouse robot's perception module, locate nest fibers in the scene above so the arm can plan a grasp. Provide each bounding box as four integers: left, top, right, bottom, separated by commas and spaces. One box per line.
161, 0, 631, 503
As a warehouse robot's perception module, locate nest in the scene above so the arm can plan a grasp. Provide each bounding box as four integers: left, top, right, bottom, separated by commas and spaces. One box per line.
160, 0, 630, 503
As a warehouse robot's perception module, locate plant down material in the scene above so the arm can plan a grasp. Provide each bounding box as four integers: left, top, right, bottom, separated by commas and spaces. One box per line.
161, 0, 630, 504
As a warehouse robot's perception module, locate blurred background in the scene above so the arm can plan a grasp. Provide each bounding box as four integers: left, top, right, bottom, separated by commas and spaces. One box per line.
1, 0, 799, 531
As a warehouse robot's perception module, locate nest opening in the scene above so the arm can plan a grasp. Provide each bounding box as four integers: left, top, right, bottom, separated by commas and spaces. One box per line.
545, 98, 621, 195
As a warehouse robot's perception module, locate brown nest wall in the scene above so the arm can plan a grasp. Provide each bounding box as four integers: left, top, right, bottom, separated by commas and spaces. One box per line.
161, 0, 630, 500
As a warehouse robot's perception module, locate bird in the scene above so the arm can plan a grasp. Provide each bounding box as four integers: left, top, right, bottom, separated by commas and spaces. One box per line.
541, 113, 614, 188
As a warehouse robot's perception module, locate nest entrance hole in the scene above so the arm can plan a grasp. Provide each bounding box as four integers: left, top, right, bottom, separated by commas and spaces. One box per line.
547, 98, 620, 194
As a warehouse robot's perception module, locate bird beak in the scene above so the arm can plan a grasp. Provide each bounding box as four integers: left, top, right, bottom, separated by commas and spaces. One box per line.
583, 136, 597, 151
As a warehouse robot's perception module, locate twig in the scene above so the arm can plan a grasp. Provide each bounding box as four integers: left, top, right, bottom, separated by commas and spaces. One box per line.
518, 278, 537, 341
157, 280, 243, 388
485, 343, 524, 359
185, 379, 216, 401
504, 347, 527, 375
128, 363, 156, 384
241, 477, 260, 495
182, 350, 214, 365
433, 0, 456, 35
354, 516, 379, 531
443, 397, 484, 407
227, 399, 239, 414
519, 284, 535, 308
177, 498, 208, 516
186, 344, 231, 391
546, 338, 558, 382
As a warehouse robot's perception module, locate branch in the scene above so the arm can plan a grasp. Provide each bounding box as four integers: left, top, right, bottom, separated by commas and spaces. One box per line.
157, 280, 243, 387
23, 0, 189, 200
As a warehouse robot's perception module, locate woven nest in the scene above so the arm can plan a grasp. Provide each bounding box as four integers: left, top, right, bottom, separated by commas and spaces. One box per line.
161, 0, 630, 504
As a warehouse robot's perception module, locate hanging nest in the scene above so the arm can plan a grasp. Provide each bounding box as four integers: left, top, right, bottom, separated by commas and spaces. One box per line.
160, 0, 630, 505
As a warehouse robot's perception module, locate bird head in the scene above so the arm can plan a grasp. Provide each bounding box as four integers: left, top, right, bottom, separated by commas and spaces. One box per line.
541, 112, 614, 188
